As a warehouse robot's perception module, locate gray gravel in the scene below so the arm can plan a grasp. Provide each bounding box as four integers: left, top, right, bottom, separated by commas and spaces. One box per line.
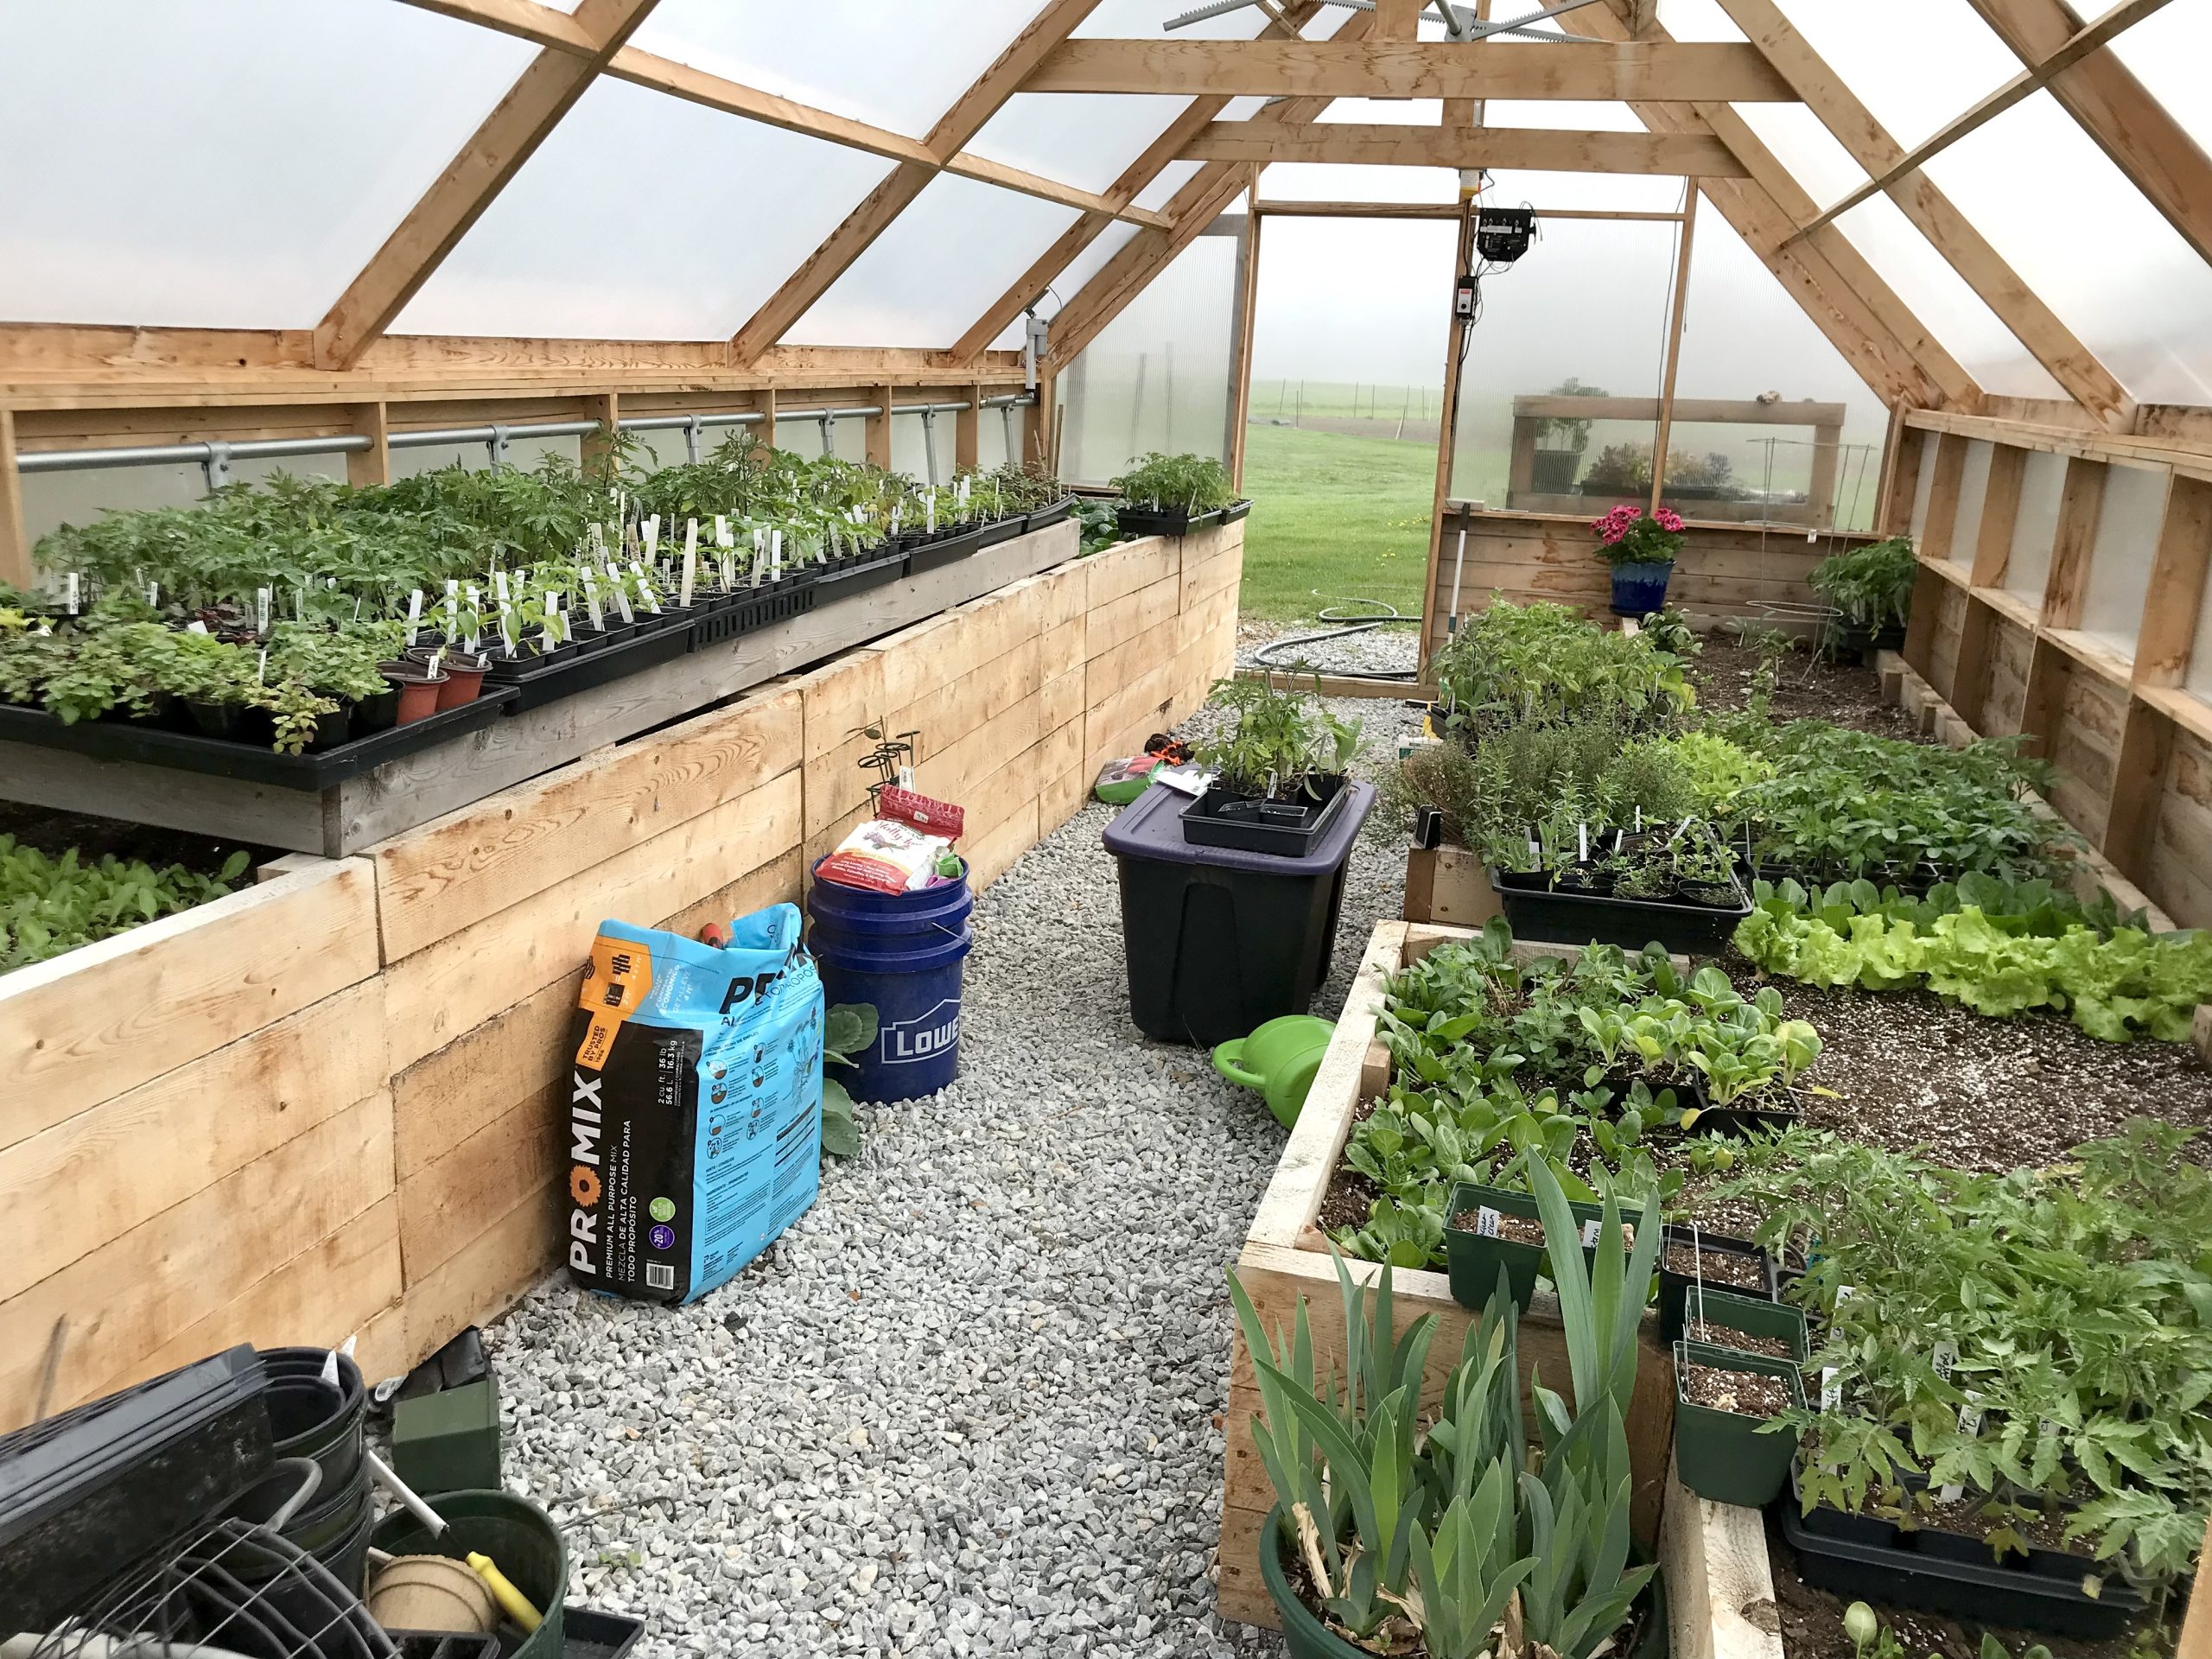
483, 700, 1404, 1659
1236, 618, 1422, 681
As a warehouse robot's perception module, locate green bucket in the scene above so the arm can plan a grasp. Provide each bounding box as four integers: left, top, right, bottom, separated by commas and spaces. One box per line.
371, 1490, 567, 1659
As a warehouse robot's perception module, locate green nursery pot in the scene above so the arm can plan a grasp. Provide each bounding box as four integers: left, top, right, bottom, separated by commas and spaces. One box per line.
1443, 1182, 1644, 1313
1672, 1284, 1808, 1360
1672, 1338, 1806, 1509
1211, 1015, 1335, 1128
371, 1490, 567, 1659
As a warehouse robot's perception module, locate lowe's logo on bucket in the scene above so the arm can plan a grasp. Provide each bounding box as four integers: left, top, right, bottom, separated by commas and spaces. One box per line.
881, 999, 960, 1065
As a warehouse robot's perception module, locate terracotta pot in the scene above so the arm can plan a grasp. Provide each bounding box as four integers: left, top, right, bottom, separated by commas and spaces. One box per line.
385, 669, 449, 725
435, 665, 486, 710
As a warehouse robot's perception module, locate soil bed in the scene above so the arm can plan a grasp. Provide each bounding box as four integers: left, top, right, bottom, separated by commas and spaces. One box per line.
1689, 637, 1917, 740
1662, 1242, 1765, 1290
0, 798, 274, 882
1682, 1359, 1789, 1418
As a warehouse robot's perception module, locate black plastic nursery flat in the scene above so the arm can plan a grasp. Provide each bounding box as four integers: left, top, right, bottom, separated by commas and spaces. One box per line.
0, 687, 517, 789
1024, 497, 1077, 531
909, 524, 989, 571
1491, 866, 1751, 954
690, 573, 820, 645
482, 618, 696, 711
1181, 772, 1352, 856
1115, 501, 1242, 538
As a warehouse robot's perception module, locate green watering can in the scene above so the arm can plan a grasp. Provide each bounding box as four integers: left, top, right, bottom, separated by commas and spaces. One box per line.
1211, 1015, 1336, 1128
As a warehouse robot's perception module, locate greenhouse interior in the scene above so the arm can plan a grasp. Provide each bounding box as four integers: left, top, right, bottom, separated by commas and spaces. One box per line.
6, 2, 2212, 1658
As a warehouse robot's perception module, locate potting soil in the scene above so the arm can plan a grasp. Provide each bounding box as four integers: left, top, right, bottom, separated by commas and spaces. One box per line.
566, 903, 823, 1306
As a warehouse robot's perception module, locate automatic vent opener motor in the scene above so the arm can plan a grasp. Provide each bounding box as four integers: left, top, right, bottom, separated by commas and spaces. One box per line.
1023, 305, 1051, 393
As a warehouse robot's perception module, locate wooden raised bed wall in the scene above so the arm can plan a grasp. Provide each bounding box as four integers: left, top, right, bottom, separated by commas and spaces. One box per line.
1892, 410, 2212, 931
0, 524, 1242, 1430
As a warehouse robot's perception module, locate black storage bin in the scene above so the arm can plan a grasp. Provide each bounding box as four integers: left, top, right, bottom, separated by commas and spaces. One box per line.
1103, 779, 1376, 1046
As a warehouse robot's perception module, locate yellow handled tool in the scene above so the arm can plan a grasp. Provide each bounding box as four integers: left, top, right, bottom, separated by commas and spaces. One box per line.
467, 1551, 543, 1634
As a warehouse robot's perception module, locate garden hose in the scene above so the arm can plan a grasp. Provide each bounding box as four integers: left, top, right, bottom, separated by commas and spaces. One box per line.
1249, 597, 1422, 683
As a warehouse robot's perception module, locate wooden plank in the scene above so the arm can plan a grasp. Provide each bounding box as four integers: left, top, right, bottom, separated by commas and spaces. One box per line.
315, 0, 663, 369
1649, 188, 1700, 514
1230, 201, 1262, 494
2107, 699, 2177, 889
391, 848, 801, 1181
1970, 442, 2028, 587
1184, 124, 1747, 174
372, 681, 800, 959
1918, 435, 1972, 563
0, 1094, 393, 1430
2043, 455, 2110, 628
400, 1174, 563, 1370
402, 1085, 563, 1284
0, 407, 29, 589
1087, 535, 1182, 613
0, 858, 378, 1151
383, 770, 803, 1072
1660, 1454, 1784, 1659
1027, 39, 1798, 99
2135, 474, 2212, 689
1420, 211, 1480, 669
0, 977, 386, 1302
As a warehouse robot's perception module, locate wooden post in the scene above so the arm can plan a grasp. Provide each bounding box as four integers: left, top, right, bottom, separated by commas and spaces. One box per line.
1229, 198, 1264, 493
1025, 373, 1055, 473
1877, 407, 1922, 538
2105, 700, 2174, 887
0, 408, 29, 590
758, 388, 777, 454
1917, 435, 1970, 562
579, 391, 620, 481
2018, 634, 2069, 761
1648, 185, 1699, 516
2041, 455, 2109, 629
868, 384, 895, 470
1505, 416, 1539, 505
2177, 1516, 2212, 1659
956, 385, 982, 473
346, 403, 391, 488
1375, 0, 1421, 40
1970, 443, 2025, 588
2133, 474, 2212, 689
1808, 417, 1843, 528
1900, 563, 1947, 680
1419, 208, 1480, 673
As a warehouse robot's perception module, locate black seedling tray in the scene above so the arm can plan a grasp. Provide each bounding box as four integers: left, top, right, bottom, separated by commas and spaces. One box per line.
0, 1344, 273, 1633
0, 688, 516, 790
1182, 772, 1352, 857
1116, 503, 1230, 538
1491, 866, 1750, 954
1684, 1076, 1802, 1137
474, 620, 696, 712
1221, 499, 1253, 524
1777, 1491, 2144, 1641
691, 574, 819, 647
910, 524, 988, 573
1025, 497, 1077, 531
815, 550, 904, 599
973, 515, 1027, 551
563, 1605, 645, 1659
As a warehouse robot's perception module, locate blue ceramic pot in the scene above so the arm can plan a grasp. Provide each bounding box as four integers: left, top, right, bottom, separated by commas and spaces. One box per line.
1610, 559, 1675, 617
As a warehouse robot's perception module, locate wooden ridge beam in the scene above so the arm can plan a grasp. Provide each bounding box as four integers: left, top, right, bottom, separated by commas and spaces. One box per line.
1966, 0, 2212, 270
1027, 38, 1800, 100
729, 0, 1108, 368
1785, 0, 2170, 242
1713, 0, 2133, 430
1182, 123, 1747, 175
314, 0, 662, 372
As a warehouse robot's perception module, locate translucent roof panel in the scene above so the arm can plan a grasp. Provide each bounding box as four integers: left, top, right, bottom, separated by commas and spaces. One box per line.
1732, 104, 1870, 205
2111, 5, 2212, 153
1925, 92, 2212, 404
969, 94, 1192, 195
1262, 163, 1457, 206
1484, 172, 1686, 214
628, 0, 1043, 140
1833, 195, 2064, 400
0, 0, 532, 328
785, 173, 1083, 349
1073, 1, 1264, 40
395, 79, 893, 340
1770, 0, 2019, 149
1656, 0, 1746, 41
988, 220, 1142, 352
1485, 100, 1650, 134
1138, 161, 1205, 213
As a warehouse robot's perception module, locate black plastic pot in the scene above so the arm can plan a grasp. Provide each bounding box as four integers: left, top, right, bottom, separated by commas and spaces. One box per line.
563, 1606, 646, 1659
307, 708, 353, 752
1181, 772, 1351, 857
1657, 1226, 1778, 1342
1683, 1077, 1802, 1138
1790, 1461, 1903, 1549
1442, 1181, 1643, 1313
259, 1347, 365, 1492
1673, 1338, 1803, 1507
185, 697, 240, 739
1491, 863, 1750, 954
353, 687, 401, 734
1778, 1483, 2145, 1640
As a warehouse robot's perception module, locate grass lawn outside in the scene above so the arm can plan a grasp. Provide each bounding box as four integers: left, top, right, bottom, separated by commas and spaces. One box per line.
1236, 423, 1439, 624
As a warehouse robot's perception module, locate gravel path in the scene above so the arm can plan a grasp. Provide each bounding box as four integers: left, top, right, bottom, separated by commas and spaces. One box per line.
484, 701, 1404, 1659
1235, 617, 1421, 681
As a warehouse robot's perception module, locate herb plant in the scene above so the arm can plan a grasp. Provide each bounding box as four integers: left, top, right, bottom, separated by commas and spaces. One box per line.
2, 836, 250, 971
1197, 674, 1360, 800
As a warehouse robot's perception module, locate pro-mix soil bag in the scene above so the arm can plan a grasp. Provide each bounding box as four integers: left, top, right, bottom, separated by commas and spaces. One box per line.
566, 903, 823, 1306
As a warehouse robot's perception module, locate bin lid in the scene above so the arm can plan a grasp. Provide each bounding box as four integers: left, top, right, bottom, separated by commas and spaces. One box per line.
1101, 778, 1376, 872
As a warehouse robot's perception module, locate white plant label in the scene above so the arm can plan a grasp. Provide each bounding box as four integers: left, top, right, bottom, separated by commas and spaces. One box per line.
255, 587, 270, 632
493, 569, 511, 605
1580, 1218, 1603, 1248
927, 496, 937, 535
406, 590, 423, 645
610, 578, 633, 625
186, 620, 209, 635
1474, 1206, 1502, 1238
66, 573, 80, 614
1820, 1366, 1841, 1411
256, 648, 268, 684
1930, 1340, 1957, 1381
770, 530, 783, 580
1578, 823, 1588, 863
680, 522, 698, 610
146, 581, 160, 607
546, 591, 565, 644
1938, 1394, 1984, 1502
630, 562, 661, 613
643, 516, 660, 563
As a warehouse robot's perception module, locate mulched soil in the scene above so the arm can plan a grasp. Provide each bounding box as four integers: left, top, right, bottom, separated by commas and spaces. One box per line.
1663, 1241, 1767, 1290
1690, 636, 1920, 740
0, 799, 274, 881
1682, 1359, 1790, 1418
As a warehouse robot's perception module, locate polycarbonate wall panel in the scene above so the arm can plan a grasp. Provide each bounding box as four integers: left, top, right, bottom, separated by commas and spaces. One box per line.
2005, 449, 2068, 606
628, 0, 1041, 139
1927, 93, 2212, 404
2081, 462, 2169, 652
1656, 0, 1745, 40
1262, 162, 1457, 207
1671, 208, 1886, 531
1948, 441, 1993, 569
1060, 235, 1237, 486
0, 0, 531, 327
1834, 196, 2063, 399
1138, 162, 1205, 214
1449, 219, 1679, 508
1909, 430, 1941, 544
2112, 6, 2212, 156
787, 174, 1083, 349
396, 79, 892, 340
1771, 0, 2018, 149
991, 221, 1143, 352
970, 94, 1193, 196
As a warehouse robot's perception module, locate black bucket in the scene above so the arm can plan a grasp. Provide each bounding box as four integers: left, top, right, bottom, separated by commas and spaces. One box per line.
260, 1347, 366, 1492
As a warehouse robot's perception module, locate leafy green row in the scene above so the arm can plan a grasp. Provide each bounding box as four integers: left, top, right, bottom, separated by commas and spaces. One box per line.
1736, 877, 2212, 1043
1698, 1122, 2212, 1592
1, 836, 249, 973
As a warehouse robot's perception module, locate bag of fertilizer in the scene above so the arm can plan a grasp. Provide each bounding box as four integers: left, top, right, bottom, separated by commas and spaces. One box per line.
565, 902, 823, 1305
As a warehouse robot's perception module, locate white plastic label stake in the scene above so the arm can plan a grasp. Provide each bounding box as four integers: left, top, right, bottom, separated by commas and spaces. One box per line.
630, 562, 662, 613
1578, 823, 1588, 863
1475, 1206, 1502, 1238
582, 570, 605, 631
610, 578, 633, 625
546, 591, 565, 644
926, 496, 937, 535
186, 620, 209, 635
1939, 1394, 1983, 1502
770, 530, 783, 580
1930, 1340, 1957, 1380
643, 516, 660, 563
680, 524, 698, 609
66, 572, 80, 614
146, 580, 159, 607
1580, 1217, 1603, 1248
255, 587, 271, 632
714, 515, 730, 547
1820, 1366, 1841, 1411
256, 648, 268, 683
493, 569, 511, 604
406, 589, 423, 645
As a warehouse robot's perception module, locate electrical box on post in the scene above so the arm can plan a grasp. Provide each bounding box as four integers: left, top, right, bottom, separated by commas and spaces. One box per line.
1475, 208, 1535, 265
1453, 276, 1479, 320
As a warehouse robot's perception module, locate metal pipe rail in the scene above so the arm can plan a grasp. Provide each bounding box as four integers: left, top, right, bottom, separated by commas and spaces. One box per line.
16, 395, 1039, 489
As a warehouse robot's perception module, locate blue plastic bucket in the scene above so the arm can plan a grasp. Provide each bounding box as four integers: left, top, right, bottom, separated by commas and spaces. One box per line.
806, 860, 974, 1103
1609, 559, 1675, 617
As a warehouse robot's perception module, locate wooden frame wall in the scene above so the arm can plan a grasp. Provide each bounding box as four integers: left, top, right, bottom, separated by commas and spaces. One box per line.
1900, 407, 2212, 926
